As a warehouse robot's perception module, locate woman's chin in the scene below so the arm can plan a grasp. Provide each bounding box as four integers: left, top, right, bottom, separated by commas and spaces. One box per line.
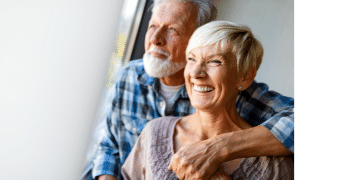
191, 102, 214, 111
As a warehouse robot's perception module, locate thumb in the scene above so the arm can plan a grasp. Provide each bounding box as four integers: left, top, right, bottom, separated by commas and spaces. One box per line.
168, 156, 174, 170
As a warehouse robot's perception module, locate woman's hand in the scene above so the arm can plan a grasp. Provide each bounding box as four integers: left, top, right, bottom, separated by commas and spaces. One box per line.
97, 175, 118, 180
168, 136, 228, 180
209, 167, 232, 180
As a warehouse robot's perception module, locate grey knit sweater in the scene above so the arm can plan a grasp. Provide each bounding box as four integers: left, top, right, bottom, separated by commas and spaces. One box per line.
121, 116, 294, 180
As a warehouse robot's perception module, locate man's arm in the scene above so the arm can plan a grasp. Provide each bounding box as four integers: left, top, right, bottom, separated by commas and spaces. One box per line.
237, 81, 294, 152
90, 60, 149, 180
82, 86, 121, 180
92, 113, 121, 179
168, 81, 294, 179
224, 126, 291, 158
91, 74, 125, 180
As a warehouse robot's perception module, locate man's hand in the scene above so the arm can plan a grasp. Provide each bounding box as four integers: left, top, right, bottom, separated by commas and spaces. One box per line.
168, 136, 228, 180
97, 175, 118, 180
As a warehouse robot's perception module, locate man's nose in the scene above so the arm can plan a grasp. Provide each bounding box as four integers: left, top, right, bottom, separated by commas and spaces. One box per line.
151, 28, 166, 45
190, 63, 207, 79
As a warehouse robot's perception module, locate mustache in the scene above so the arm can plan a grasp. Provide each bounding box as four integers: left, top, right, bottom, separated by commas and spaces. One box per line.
147, 47, 170, 56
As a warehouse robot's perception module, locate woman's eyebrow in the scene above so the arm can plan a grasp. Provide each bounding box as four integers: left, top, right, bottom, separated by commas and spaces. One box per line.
188, 52, 226, 59
207, 53, 226, 59
188, 52, 196, 57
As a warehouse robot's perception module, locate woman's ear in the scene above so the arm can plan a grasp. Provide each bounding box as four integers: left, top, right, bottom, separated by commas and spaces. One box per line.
238, 67, 256, 91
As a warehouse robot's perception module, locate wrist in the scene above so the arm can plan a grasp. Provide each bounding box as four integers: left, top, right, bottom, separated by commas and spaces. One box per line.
216, 132, 236, 163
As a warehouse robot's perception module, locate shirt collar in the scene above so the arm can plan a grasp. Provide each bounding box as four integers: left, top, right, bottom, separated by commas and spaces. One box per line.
136, 59, 188, 98
179, 85, 189, 98
136, 61, 156, 86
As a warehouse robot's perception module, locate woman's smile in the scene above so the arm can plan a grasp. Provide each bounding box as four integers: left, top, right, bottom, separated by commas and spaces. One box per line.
193, 84, 214, 92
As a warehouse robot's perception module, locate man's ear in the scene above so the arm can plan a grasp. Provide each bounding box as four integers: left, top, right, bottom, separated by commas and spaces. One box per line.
237, 67, 257, 91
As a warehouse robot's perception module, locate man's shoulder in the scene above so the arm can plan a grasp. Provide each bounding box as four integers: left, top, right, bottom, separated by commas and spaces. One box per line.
114, 59, 144, 82
144, 116, 181, 134
121, 59, 144, 72
242, 80, 294, 108
126, 59, 144, 67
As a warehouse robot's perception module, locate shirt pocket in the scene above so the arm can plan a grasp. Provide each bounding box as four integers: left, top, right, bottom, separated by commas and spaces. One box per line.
121, 114, 149, 136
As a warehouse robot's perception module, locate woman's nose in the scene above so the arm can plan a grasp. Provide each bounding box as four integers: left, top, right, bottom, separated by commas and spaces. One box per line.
190, 64, 207, 79
151, 28, 166, 46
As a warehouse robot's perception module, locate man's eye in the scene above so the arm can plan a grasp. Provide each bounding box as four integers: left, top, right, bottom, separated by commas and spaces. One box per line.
168, 28, 179, 34
149, 24, 156, 29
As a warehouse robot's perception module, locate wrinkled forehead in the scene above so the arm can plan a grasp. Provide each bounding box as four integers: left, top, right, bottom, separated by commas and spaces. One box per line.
151, 1, 197, 26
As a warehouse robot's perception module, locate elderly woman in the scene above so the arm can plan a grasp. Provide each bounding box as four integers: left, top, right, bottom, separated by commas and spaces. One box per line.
121, 21, 294, 180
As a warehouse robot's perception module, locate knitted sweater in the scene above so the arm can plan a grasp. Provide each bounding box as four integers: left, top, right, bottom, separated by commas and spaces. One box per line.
121, 116, 294, 180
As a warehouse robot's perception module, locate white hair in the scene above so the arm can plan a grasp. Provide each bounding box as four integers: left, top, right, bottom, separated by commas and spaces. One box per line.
186, 20, 264, 73
151, 0, 217, 28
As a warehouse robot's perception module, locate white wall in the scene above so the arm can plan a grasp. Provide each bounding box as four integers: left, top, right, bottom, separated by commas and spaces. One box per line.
0, 0, 124, 179
212, 0, 294, 97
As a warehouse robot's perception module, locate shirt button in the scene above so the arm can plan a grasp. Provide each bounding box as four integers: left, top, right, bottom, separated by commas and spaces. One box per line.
132, 128, 137, 132
160, 102, 164, 107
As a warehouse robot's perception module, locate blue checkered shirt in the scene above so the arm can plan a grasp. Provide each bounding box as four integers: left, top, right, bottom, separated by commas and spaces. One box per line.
87, 59, 294, 180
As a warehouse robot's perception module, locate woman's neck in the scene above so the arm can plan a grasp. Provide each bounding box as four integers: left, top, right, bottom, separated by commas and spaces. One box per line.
182, 106, 252, 140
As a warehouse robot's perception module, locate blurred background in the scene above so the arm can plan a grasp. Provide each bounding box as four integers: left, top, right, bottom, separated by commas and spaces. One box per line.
1, 0, 293, 179
0, 0, 124, 179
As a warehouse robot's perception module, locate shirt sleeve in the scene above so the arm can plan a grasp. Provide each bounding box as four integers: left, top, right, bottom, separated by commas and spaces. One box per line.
91, 66, 129, 179
91, 87, 122, 179
236, 81, 294, 152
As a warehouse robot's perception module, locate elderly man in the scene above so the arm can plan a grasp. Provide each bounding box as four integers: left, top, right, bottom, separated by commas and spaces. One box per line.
84, 0, 294, 179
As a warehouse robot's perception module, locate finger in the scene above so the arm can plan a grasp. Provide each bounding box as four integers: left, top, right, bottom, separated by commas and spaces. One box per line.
168, 155, 175, 170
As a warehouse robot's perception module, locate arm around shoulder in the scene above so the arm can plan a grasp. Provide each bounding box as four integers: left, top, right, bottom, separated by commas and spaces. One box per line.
237, 81, 294, 153
220, 126, 292, 162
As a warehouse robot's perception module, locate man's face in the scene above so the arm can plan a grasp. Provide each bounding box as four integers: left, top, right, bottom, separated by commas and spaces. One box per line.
144, 1, 198, 65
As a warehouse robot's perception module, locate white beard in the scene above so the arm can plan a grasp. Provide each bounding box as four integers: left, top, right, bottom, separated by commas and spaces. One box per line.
143, 48, 186, 78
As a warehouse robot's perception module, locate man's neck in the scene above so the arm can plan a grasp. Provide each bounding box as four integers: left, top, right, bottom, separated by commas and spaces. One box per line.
160, 68, 185, 86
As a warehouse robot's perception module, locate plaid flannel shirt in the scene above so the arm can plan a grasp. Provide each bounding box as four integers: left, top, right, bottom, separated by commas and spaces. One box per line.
87, 59, 294, 179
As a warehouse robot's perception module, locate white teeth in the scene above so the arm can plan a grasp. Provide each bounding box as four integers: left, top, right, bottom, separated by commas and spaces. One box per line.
194, 85, 214, 92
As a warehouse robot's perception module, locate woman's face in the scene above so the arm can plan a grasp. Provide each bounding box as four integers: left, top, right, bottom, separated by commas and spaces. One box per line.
184, 44, 242, 111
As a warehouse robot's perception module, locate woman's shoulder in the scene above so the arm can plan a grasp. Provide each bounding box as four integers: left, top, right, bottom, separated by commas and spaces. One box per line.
231, 156, 294, 180
144, 116, 182, 132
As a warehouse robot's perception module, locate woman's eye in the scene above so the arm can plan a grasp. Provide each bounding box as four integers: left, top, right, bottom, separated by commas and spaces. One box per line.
210, 60, 222, 64
187, 57, 195, 62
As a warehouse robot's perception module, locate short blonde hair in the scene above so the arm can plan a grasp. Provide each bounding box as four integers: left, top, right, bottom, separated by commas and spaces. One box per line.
186, 21, 263, 73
